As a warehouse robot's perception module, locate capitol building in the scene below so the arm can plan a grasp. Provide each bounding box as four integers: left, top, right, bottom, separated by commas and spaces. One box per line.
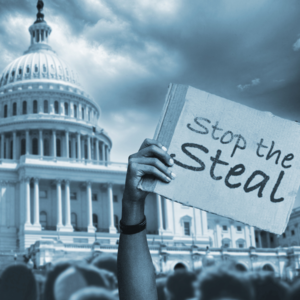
0, 1, 299, 279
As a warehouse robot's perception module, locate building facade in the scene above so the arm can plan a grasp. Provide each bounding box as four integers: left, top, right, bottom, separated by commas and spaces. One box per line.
0, 1, 300, 279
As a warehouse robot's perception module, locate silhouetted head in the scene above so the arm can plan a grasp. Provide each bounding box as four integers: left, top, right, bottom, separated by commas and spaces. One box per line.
43, 261, 74, 300
197, 264, 254, 300
287, 278, 300, 300
0, 264, 37, 300
70, 287, 117, 300
54, 265, 110, 300
250, 272, 289, 300
165, 269, 197, 300
91, 254, 118, 278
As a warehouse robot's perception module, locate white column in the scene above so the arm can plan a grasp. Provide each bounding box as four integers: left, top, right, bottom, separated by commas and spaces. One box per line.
39, 130, 43, 157
77, 133, 81, 160
250, 226, 256, 247
216, 223, 222, 248
64, 180, 73, 231
26, 130, 30, 154
201, 210, 208, 235
65, 131, 69, 158
52, 130, 56, 158
25, 177, 31, 226
172, 200, 176, 235
164, 198, 172, 231
95, 139, 100, 161
230, 223, 236, 248
193, 207, 197, 237
56, 180, 63, 229
87, 136, 91, 160
33, 178, 41, 229
13, 131, 17, 160
156, 194, 164, 234
245, 226, 251, 248
108, 183, 117, 233
70, 102, 74, 118
71, 136, 76, 159
87, 182, 95, 232
1, 134, 4, 159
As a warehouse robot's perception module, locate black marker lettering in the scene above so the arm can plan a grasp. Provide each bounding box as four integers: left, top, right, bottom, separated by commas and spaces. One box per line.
281, 154, 294, 169
243, 170, 269, 198
231, 134, 246, 157
187, 117, 211, 135
211, 121, 223, 140
220, 131, 234, 144
256, 139, 268, 158
210, 150, 229, 180
225, 164, 245, 189
170, 143, 209, 171
270, 171, 285, 203
266, 141, 281, 165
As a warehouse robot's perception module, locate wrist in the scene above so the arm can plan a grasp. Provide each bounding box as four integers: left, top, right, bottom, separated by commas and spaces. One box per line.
121, 198, 145, 226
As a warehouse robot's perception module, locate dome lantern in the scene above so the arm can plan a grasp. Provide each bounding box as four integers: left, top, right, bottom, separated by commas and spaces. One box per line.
25, 0, 53, 54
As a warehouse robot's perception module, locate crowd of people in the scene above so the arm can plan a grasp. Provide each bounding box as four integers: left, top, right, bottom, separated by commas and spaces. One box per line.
0, 254, 300, 300
1, 138, 300, 299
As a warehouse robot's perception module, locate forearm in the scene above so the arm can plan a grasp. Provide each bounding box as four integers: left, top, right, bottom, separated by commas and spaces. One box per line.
117, 199, 158, 300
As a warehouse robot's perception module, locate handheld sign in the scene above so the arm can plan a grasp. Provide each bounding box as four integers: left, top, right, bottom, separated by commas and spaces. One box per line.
139, 83, 300, 234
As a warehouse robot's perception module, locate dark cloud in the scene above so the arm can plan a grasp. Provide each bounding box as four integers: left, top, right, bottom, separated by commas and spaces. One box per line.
1, 0, 300, 205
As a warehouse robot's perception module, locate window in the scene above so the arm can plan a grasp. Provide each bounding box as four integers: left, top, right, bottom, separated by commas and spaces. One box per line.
12, 70, 15, 77
10, 141, 13, 159
44, 100, 48, 113
43, 64, 46, 72
184, 222, 190, 236
88, 109, 90, 121
113, 195, 118, 203
84, 144, 88, 159
39, 190, 47, 198
36, 30, 39, 42
35, 64, 38, 73
21, 139, 26, 155
224, 243, 230, 248
237, 226, 242, 232
13, 103, 17, 116
26, 65, 30, 73
56, 139, 61, 157
32, 138, 38, 155
71, 192, 77, 200
19, 68, 22, 75
222, 225, 228, 231
22, 101, 27, 114
238, 243, 244, 248
44, 139, 49, 156
64, 103, 69, 116
270, 236, 274, 242
40, 211, 47, 228
54, 101, 59, 114
93, 214, 98, 228
82, 107, 85, 120
33, 100, 38, 114
92, 193, 98, 201
74, 105, 77, 118
292, 230, 295, 236
41, 30, 44, 41
4, 105, 7, 118
71, 213, 77, 227
283, 233, 286, 238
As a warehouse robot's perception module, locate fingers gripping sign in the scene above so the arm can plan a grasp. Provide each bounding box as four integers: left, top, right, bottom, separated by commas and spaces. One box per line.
124, 139, 176, 203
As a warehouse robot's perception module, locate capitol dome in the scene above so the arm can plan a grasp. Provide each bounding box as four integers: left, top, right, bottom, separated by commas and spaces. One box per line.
0, 51, 81, 90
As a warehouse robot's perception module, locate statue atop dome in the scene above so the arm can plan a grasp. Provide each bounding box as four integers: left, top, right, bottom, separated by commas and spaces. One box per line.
35, 0, 45, 24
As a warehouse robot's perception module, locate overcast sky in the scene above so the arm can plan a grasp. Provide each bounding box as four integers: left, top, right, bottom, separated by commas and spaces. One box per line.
1, 0, 300, 206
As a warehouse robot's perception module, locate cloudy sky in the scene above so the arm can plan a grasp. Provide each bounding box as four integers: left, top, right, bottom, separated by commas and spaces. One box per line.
1, 0, 300, 205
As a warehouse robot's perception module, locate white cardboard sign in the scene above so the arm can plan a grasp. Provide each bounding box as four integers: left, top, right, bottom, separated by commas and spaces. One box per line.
139, 84, 300, 234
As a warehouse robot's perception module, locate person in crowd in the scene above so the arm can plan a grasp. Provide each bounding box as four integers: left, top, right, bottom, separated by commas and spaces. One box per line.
196, 263, 254, 300
54, 264, 111, 300
43, 261, 74, 300
0, 263, 37, 300
249, 272, 289, 300
156, 277, 167, 300
69, 287, 117, 300
117, 138, 175, 300
164, 269, 197, 300
287, 279, 300, 300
